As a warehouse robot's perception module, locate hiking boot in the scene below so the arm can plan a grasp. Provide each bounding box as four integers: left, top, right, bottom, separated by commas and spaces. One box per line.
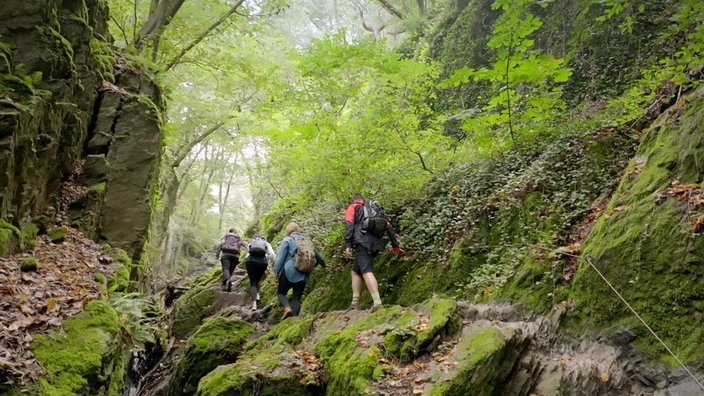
226, 280, 232, 292
369, 304, 383, 313
347, 302, 361, 311
281, 307, 293, 320
252, 301, 258, 310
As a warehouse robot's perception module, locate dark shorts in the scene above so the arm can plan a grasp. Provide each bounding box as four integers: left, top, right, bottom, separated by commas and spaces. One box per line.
352, 245, 376, 275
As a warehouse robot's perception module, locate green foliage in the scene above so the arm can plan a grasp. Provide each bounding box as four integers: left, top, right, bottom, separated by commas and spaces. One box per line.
597, 0, 704, 126
441, 0, 571, 147
109, 292, 164, 353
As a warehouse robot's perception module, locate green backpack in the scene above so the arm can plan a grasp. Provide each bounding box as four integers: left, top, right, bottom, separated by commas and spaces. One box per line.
292, 235, 316, 273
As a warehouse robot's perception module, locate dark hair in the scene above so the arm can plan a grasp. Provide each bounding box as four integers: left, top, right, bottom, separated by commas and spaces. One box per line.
352, 193, 364, 201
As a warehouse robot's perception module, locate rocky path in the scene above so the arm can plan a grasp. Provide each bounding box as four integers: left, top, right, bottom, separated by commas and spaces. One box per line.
129, 270, 703, 396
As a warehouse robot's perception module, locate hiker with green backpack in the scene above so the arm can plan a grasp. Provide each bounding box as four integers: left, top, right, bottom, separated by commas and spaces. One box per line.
273, 222, 326, 319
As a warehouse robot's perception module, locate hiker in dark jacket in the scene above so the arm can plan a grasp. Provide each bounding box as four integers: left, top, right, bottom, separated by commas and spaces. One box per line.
216, 228, 247, 292
274, 222, 326, 319
244, 234, 276, 310
344, 193, 401, 311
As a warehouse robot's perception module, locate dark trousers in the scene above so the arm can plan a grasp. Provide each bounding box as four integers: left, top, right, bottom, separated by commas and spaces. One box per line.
277, 272, 306, 316
220, 254, 239, 286
246, 257, 268, 300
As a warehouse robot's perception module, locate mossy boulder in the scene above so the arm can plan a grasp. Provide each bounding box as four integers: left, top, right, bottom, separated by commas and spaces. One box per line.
20, 257, 39, 272
171, 270, 220, 339
30, 299, 125, 395
427, 326, 524, 395
197, 343, 320, 396
168, 316, 254, 395
197, 315, 320, 395
196, 298, 462, 395
48, 227, 66, 243
0, 220, 21, 255
571, 92, 704, 364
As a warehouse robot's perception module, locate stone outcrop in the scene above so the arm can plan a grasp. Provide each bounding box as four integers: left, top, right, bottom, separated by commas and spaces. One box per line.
0, 0, 164, 260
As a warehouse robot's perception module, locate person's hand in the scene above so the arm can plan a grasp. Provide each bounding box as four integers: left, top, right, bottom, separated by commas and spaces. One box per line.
392, 246, 404, 258
344, 247, 353, 260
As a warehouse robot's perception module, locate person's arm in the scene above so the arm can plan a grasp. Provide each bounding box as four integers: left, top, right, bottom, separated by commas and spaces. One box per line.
273, 238, 290, 277
238, 239, 249, 253
385, 221, 401, 252
314, 250, 326, 268
266, 242, 276, 264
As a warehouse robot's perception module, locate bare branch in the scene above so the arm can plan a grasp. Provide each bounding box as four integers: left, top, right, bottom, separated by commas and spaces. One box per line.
393, 125, 433, 174
374, 0, 406, 20
165, 0, 246, 71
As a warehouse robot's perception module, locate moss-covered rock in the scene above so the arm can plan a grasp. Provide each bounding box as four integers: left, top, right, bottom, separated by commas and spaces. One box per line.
48, 227, 67, 243
30, 299, 125, 395
171, 272, 219, 339
0, 220, 21, 255
197, 343, 320, 396
107, 249, 133, 293
20, 257, 39, 272
571, 93, 704, 364
427, 326, 523, 395
168, 316, 254, 395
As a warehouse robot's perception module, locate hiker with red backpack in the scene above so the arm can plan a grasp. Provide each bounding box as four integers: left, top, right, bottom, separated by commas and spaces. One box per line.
216, 228, 248, 292
273, 222, 326, 319
344, 193, 402, 312
244, 234, 276, 310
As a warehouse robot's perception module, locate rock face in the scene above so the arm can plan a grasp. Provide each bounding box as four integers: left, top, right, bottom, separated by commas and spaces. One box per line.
0, 0, 164, 259
572, 88, 704, 366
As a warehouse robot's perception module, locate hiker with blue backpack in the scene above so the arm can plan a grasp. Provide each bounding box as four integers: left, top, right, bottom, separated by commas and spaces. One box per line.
344, 193, 402, 312
274, 222, 327, 319
216, 228, 248, 292
244, 234, 276, 310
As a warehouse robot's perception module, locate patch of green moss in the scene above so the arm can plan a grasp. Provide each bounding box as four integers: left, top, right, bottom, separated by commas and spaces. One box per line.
570, 96, 704, 365
383, 299, 462, 363
172, 286, 217, 339
88, 182, 106, 192
20, 258, 39, 272
107, 249, 133, 292
498, 256, 560, 312
0, 220, 21, 255
48, 227, 66, 243
313, 307, 404, 394
252, 314, 316, 350
428, 327, 517, 396
197, 343, 318, 396
31, 299, 124, 395
94, 272, 107, 286
20, 222, 39, 249
170, 316, 254, 395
